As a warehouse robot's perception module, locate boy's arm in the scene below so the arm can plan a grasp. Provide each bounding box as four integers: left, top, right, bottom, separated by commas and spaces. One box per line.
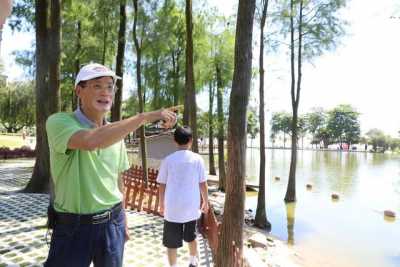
200, 181, 209, 213
158, 183, 166, 216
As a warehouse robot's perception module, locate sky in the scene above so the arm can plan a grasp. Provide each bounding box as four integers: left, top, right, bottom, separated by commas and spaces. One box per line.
1, 0, 400, 136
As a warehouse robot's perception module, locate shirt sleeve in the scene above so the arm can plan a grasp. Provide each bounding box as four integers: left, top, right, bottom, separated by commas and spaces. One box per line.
156, 159, 168, 184
46, 113, 82, 155
198, 156, 207, 183
118, 141, 130, 173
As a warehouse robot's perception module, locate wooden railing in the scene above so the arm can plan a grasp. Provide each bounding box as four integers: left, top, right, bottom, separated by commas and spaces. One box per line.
122, 164, 244, 266
198, 200, 221, 256
122, 165, 160, 215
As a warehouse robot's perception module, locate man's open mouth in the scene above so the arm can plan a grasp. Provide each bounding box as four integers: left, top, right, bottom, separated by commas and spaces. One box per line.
97, 100, 110, 105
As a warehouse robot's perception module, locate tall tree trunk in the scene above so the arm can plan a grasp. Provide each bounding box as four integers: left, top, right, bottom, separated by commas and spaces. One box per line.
216, 65, 226, 191
133, 0, 148, 183
285, 0, 303, 203
72, 20, 81, 110
184, 0, 198, 152
208, 81, 216, 175
255, 0, 271, 230
171, 50, 181, 106
46, 0, 61, 199
25, 0, 61, 193
152, 57, 160, 109
48, 0, 61, 115
216, 1, 256, 266
183, 88, 190, 124
102, 15, 107, 65
30, 0, 49, 192
111, 0, 126, 122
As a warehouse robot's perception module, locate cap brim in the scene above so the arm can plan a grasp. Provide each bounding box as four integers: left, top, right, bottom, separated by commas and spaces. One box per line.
75, 73, 121, 87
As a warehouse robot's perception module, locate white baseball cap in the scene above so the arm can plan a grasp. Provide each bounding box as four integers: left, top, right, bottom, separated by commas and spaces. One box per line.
75, 63, 121, 87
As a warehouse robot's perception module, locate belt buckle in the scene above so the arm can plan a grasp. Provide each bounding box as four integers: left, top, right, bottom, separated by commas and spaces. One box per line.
92, 210, 111, 224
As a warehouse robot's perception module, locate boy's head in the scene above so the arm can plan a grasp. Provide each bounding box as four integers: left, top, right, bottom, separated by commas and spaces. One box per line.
174, 126, 193, 146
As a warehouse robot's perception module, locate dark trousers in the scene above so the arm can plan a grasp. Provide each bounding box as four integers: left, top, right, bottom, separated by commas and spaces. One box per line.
44, 209, 126, 267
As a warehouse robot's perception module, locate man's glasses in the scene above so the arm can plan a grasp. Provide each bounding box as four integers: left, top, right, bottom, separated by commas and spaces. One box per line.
83, 84, 116, 93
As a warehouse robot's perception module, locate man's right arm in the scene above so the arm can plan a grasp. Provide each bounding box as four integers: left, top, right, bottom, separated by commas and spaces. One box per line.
68, 109, 175, 151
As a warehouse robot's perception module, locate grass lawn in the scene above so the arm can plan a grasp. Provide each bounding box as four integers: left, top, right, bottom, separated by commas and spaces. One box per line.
0, 135, 25, 149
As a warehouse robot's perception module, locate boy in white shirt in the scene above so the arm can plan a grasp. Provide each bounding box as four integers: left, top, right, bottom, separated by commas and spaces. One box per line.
157, 126, 209, 267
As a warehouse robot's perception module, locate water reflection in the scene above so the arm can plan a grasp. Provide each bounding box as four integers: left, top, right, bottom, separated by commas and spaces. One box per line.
285, 202, 296, 246
129, 148, 400, 267
370, 152, 387, 165
324, 152, 359, 196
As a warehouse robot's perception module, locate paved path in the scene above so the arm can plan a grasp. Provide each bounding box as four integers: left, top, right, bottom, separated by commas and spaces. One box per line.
0, 160, 213, 267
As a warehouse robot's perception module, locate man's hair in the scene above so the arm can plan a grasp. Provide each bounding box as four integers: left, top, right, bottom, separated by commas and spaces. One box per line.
174, 126, 192, 145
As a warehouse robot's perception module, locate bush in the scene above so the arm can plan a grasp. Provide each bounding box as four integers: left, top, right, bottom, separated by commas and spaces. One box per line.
0, 146, 35, 159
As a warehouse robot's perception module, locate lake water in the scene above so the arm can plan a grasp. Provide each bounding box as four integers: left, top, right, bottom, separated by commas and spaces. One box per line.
242, 149, 400, 267
130, 148, 400, 267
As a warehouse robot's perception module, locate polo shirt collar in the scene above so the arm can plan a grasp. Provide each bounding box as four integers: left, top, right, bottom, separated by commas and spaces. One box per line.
74, 107, 108, 128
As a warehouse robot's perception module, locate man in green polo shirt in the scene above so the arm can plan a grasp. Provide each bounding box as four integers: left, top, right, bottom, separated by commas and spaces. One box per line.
44, 63, 177, 267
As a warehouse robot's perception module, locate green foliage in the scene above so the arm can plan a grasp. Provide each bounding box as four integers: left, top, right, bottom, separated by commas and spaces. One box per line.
271, 104, 361, 147
11, 49, 35, 77
61, 0, 120, 110
0, 81, 35, 133
363, 129, 400, 152
122, 94, 139, 119
270, 111, 292, 145
197, 110, 209, 138
297, 114, 307, 137
9, 0, 237, 118
247, 108, 259, 139
365, 128, 387, 152
326, 104, 360, 145
388, 137, 400, 152
270, 111, 292, 136
274, 0, 347, 60
141, 0, 186, 108
305, 107, 327, 144
8, 0, 34, 32
315, 127, 331, 148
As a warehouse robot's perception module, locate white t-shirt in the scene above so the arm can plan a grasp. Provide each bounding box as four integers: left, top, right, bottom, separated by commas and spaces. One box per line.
156, 150, 207, 223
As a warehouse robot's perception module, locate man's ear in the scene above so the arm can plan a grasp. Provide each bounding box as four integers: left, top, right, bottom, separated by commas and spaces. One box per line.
75, 86, 81, 97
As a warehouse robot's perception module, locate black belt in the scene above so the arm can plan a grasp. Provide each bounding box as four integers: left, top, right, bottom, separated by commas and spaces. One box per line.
56, 202, 123, 225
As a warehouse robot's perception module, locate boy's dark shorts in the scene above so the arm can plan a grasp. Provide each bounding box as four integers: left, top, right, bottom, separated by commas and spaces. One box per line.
163, 220, 197, 248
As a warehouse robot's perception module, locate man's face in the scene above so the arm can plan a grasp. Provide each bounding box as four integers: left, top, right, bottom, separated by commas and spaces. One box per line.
76, 76, 115, 114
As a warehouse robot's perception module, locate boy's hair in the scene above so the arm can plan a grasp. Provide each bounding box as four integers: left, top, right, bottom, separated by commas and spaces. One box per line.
174, 126, 193, 145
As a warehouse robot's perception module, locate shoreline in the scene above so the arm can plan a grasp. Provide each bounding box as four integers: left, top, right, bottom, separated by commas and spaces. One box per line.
207, 187, 304, 267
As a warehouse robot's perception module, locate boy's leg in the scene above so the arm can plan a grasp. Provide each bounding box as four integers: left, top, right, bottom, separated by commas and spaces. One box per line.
188, 239, 199, 266
188, 239, 198, 257
183, 220, 199, 266
163, 220, 184, 266
167, 248, 178, 266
